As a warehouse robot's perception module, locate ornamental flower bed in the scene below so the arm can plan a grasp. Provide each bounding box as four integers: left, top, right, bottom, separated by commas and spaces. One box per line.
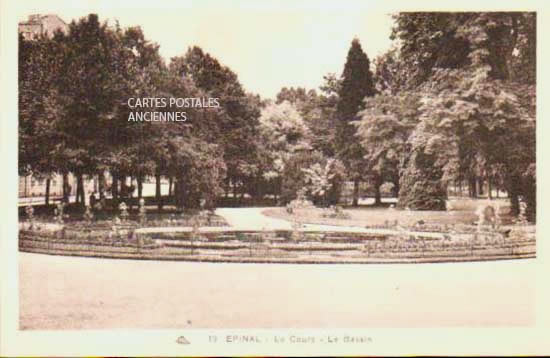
21, 209, 228, 229
19, 223, 536, 263
151, 230, 392, 244
19, 229, 160, 249
140, 214, 227, 227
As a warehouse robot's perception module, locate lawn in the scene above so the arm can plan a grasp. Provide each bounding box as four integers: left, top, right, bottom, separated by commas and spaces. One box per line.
262, 197, 516, 228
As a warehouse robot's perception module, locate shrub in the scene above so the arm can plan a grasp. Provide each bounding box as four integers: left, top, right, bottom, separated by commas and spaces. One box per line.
286, 188, 315, 213
398, 151, 446, 210
321, 205, 351, 219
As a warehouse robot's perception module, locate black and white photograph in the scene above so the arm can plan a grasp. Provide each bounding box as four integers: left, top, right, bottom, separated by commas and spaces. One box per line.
1, 0, 549, 356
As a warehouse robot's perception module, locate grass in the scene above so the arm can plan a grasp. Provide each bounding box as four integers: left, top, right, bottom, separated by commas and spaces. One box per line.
262, 197, 516, 228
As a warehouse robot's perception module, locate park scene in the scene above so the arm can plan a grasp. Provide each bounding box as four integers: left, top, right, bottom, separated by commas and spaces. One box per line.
19, 11, 536, 264
17, 8, 536, 329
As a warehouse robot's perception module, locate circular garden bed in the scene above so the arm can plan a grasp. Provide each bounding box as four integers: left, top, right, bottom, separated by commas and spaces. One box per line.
19, 222, 536, 264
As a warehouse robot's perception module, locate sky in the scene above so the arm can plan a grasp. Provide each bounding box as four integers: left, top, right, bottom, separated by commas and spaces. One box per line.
16, 0, 396, 99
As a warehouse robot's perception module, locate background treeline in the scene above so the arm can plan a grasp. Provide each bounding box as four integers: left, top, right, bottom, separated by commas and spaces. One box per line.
19, 12, 536, 222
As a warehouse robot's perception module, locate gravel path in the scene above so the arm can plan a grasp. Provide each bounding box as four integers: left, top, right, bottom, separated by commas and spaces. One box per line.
216, 207, 295, 230
19, 252, 534, 329
214, 207, 443, 238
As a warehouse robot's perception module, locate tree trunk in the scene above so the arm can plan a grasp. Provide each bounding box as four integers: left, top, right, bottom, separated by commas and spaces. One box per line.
255, 176, 263, 205
127, 176, 133, 210
128, 176, 133, 198
75, 176, 81, 204
238, 184, 245, 204
168, 177, 173, 196
121, 175, 127, 199
278, 178, 283, 204
469, 176, 477, 198
137, 175, 143, 199
76, 174, 85, 207
174, 177, 183, 209
155, 173, 163, 211
488, 178, 492, 200
352, 178, 359, 207
392, 179, 400, 198
224, 178, 230, 198
374, 187, 381, 206
509, 188, 520, 216
62, 172, 70, 203
81, 176, 86, 205
174, 178, 179, 208
477, 177, 484, 196
374, 177, 382, 206
45, 178, 50, 205
98, 172, 105, 199
112, 172, 119, 207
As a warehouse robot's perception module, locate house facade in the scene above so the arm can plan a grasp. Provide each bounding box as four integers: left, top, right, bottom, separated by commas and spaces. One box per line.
18, 14, 68, 40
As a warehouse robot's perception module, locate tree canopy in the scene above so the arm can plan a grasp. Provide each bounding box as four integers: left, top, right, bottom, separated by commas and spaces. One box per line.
19, 12, 536, 221
355, 12, 536, 218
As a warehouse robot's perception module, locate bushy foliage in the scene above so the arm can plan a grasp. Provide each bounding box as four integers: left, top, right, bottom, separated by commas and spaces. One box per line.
355, 12, 536, 219
19, 14, 260, 210
301, 158, 346, 206
18, 12, 536, 221
257, 101, 313, 202
398, 137, 447, 210
280, 151, 323, 204
167, 137, 227, 209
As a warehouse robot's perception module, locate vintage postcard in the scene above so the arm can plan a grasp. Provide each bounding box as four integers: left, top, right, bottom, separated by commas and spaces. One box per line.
1, 0, 549, 356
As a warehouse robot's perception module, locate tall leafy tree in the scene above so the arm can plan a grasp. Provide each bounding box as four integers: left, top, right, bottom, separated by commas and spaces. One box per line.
355, 91, 420, 201
275, 86, 337, 157
18, 33, 65, 204
385, 12, 536, 217
53, 14, 138, 206
258, 101, 311, 203
170, 47, 261, 201
111, 26, 167, 203
335, 38, 376, 206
